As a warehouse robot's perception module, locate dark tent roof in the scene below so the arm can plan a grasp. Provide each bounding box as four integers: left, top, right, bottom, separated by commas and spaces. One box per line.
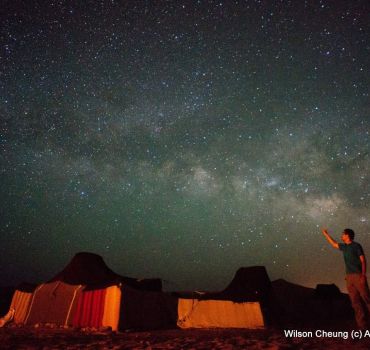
314, 283, 342, 299
221, 266, 271, 300
49, 252, 162, 291
271, 279, 313, 300
49, 252, 121, 285
176, 266, 272, 302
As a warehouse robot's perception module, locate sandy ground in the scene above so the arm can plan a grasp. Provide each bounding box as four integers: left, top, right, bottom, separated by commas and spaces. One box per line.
2, 326, 370, 349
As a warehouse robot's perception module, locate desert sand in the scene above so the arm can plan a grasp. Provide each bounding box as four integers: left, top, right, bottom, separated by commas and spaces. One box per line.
2, 324, 370, 349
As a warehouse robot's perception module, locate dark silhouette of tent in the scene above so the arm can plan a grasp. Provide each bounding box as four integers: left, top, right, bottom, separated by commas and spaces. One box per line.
184, 266, 272, 304
49, 252, 161, 291
271, 279, 353, 327
218, 266, 271, 302
49, 252, 121, 286
119, 285, 178, 330
314, 284, 341, 300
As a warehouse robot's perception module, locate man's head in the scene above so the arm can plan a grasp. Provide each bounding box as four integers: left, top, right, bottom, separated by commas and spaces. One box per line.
341, 228, 355, 244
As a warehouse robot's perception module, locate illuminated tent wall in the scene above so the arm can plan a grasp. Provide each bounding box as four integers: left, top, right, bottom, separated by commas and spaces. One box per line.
72, 285, 119, 330
25, 282, 83, 326
177, 266, 271, 329
7, 283, 36, 324
177, 299, 264, 328
18, 252, 175, 330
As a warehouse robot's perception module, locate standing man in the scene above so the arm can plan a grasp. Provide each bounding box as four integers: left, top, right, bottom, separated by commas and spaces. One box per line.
322, 228, 370, 329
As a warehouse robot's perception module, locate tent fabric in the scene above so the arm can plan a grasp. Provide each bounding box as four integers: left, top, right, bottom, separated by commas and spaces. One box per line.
174, 266, 272, 329
17, 252, 167, 329
73, 284, 176, 331
51, 252, 162, 291
50, 252, 121, 286
202, 266, 272, 302
177, 299, 264, 329
9, 290, 33, 324
119, 285, 178, 330
72, 288, 106, 329
25, 282, 82, 326
0, 308, 15, 327
314, 284, 341, 299
102, 285, 121, 331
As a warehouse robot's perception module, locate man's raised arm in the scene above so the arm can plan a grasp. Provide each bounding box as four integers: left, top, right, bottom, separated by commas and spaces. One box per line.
322, 228, 339, 249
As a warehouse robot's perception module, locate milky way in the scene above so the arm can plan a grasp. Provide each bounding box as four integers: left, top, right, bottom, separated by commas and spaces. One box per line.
1, 1, 369, 291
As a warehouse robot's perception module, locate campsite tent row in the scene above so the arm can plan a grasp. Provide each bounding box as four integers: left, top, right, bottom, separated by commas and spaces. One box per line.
5, 253, 268, 330
10, 282, 177, 331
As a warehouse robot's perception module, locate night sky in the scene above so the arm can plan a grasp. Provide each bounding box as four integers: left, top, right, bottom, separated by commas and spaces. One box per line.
1, 0, 369, 292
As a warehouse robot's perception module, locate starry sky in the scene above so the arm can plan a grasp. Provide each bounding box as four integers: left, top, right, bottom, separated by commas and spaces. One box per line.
0, 0, 369, 292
